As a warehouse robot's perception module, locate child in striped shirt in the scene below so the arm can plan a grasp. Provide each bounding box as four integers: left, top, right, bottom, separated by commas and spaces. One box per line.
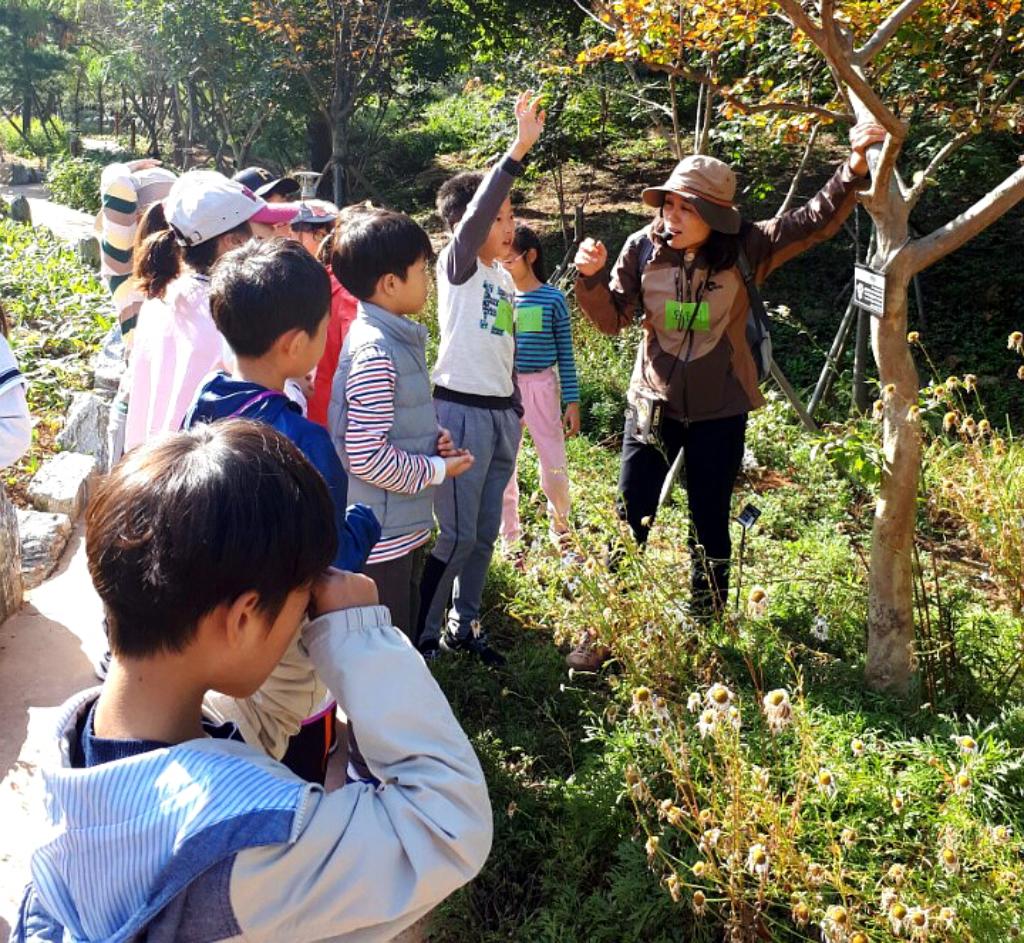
329, 210, 475, 640
499, 224, 580, 549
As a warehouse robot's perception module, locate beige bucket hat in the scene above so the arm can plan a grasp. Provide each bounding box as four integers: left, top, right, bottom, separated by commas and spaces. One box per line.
641, 155, 742, 235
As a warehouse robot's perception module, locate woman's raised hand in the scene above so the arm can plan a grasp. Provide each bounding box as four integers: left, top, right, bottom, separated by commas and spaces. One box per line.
848, 122, 887, 177
575, 237, 607, 277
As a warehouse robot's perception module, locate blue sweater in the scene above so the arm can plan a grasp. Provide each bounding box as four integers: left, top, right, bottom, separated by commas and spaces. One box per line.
514, 283, 579, 405
183, 373, 380, 573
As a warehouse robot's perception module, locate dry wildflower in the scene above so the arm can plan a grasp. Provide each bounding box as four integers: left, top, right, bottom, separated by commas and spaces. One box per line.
1009, 330, 1024, 353
887, 863, 907, 886
817, 767, 838, 799
1018, 364, 1024, 381
692, 860, 707, 878
888, 899, 908, 934
850, 934, 868, 943
751, 765, 770, 791
906, 404, 921, 422
726, 705, 742, 731
747, 586, 768, 617
994, 436, 1007, 454
963, 373, 978, 392
631, 687, 651, 712
872, 399, 885, 420
699, 828, 721, 854
822, 904, 851, 943
907, 331, 920, 344
938, 906, 956, 929
963, 415, 978, 437
883, 382, 897, 400
954, 734, 978, 754
686, 691, 702, 713
940, 845, 960, 875
978, 418, 992, 437
697, 709, 717, 739
746, 843, 770, 877
697, 808, 714, 827
645, 835, 659, 859
990, 824, 1013, 845
792, 900, 810, 927
806, 861, 827, 886
841, 827, 858, 848
665, 805, 686, 829
891, 792, 905, 814
666, 872, 682, 902
762, 688, 792, 734
945, 375, 960, 391
601, 606, 614, 623
907, 906, 929, 940
706, 683, 734, 711
851, 738, 866, 758
942, 410, 958, 432
691, 889, 707, 916
953, 767, 972, 794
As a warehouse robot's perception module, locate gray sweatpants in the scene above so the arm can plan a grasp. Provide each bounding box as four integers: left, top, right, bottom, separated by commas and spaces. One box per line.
420, 399, 521, 643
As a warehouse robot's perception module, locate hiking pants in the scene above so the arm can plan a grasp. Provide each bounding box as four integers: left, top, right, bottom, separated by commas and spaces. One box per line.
617, 410, 747, 613
417, 399, 521, 644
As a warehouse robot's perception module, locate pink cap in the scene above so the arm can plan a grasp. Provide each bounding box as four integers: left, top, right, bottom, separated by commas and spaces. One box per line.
247, 198, 299, 227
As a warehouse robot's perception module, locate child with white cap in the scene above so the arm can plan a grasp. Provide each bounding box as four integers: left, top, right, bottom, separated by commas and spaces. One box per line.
123, 170, 297, 451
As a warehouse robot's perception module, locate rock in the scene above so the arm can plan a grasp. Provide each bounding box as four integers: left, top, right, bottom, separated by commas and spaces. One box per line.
75, 234, 100, 270
9, 194, 31, 225
16, 508, 72, 590
56, 392, 110, 471
0, 161, 41, 185
0, 485, 24, 623
28, 452, 98, 519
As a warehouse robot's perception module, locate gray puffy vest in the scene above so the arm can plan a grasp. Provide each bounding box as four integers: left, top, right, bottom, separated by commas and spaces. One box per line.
329, 303, 438, 540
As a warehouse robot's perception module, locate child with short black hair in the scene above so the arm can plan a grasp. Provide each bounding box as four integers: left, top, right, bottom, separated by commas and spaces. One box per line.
415, 91, 545, 666
12, 420, 491, 943
330, 209, 474, 640
182, 238, 380, 782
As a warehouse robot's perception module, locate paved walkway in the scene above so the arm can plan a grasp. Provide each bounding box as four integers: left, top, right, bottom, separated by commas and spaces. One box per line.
1, 181, 97, 244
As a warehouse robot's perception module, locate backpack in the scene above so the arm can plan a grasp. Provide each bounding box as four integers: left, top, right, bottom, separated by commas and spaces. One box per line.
635, 235, 774, 384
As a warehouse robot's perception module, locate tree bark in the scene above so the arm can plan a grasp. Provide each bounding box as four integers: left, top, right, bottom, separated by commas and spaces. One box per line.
0, 484, 23, 626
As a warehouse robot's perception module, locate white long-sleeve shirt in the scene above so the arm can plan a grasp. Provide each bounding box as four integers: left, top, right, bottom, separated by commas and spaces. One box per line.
0, 334, 31, 468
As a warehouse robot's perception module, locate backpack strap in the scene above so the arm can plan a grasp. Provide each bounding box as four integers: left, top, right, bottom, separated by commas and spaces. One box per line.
737, 247, 771, 337
229, 389, 287, 418
634, 234, 656, 321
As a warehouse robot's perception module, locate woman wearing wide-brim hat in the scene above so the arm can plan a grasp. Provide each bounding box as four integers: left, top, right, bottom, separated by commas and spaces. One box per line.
569, 122, 885, 670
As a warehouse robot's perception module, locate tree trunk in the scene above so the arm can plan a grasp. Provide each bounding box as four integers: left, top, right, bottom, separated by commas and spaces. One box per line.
864, 211, 919, 695
330, 117, 347, 205
0, 484, 23, 626
21, 89, 31, 135
98, 81, 105, 136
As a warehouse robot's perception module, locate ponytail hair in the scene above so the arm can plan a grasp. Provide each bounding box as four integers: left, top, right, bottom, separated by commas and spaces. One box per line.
134, 202, 251, 298
512, 224, 546, 283
0, 302, 9, 338
134, 202, 181, 299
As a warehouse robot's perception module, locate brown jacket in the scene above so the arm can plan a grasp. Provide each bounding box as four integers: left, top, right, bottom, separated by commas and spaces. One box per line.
576, 160, 868, 423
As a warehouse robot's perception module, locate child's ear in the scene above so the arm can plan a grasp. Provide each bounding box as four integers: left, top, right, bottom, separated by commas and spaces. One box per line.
279, 327, 307, 359
377, 272, 397, 297
527, 248, 538, 266
223, 591, 263, 650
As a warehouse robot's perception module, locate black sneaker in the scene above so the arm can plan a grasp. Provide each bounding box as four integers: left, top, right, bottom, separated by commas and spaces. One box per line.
417, 638, 441, 663
440, 621, 506, 668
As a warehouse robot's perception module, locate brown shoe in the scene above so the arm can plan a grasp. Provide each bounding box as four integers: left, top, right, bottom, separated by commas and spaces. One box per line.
566, 631, 610, 672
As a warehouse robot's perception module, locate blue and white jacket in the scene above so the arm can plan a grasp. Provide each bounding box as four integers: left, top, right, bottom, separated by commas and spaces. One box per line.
12, 605, 493, 942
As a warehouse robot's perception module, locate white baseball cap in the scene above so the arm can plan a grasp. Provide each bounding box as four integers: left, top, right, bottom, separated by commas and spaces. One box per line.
164, 170, 298, 247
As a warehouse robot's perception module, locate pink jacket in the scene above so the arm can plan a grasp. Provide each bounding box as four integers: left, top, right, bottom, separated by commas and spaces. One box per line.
124, 273, 228, 451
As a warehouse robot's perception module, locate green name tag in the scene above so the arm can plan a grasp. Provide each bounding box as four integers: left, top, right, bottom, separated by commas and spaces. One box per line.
665, 300, 710, 332
494, 299, 514, 334
516, 305, 544, 333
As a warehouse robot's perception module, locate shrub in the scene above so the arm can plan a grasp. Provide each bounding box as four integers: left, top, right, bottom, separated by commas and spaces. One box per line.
0, 116, 67, 159
46, 156, 102, 214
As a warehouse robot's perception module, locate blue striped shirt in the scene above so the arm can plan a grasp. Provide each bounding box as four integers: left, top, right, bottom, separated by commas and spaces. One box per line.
514, 284, 579, 405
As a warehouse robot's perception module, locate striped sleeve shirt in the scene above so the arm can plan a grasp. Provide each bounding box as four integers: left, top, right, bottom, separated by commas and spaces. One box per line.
514, 283, 579, 405
344, 346, 443, 564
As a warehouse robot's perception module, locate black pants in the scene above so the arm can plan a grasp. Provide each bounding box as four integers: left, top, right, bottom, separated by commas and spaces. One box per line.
617, 410, 747, 613
364, 545, 426, 642
280, 710, 335, 785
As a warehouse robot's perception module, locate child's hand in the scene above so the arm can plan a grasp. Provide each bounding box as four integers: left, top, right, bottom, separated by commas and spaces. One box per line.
310, 568, 379, 617
509, 90, 546, 162
563, 402, 581, 438
437, 426, 457, 456
575, 238, 607, 277
444, 452, 475, 479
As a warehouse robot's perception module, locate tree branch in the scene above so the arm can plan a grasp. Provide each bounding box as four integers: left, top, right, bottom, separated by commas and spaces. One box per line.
775, 122, 820, 217
855, 0, 929, 64
907, 163, 1024, 275
906, 129, 973, 210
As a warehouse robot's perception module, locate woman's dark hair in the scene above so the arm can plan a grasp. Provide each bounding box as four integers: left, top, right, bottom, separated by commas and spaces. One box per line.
133, 202, 252, 299
86, 419, 337, 658
0, 302, 9, 338
511, 224, 546, 283
702, 221, 753, 274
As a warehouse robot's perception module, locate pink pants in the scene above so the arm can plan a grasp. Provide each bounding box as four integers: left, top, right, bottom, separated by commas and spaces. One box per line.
501, 366, 571, 545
